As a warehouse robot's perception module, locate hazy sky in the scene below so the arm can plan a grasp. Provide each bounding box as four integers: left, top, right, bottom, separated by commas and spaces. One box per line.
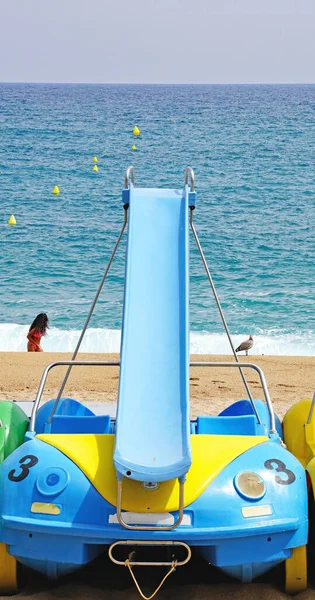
1, 0, 314, 83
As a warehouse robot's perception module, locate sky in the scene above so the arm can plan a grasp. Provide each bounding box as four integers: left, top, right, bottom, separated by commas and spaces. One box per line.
0, 0, 314, 84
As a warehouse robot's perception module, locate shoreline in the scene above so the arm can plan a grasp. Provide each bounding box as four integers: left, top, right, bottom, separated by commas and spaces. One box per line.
0, 352, 314, 419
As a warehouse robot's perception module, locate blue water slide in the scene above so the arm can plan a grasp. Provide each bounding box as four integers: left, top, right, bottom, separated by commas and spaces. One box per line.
114, 186, 192, 483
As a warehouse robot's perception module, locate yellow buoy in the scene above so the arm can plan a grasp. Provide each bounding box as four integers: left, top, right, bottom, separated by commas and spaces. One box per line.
93, 157, 98, 163
53, 186, 60, 195
93, 165, 98, 172
133, 125, 140, 136
132, 144, 137, 150
8, 215, 16, 226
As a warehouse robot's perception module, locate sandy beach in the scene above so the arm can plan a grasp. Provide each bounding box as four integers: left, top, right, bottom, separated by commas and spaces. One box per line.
1, 352, 314, 419
0, 352, 314, 599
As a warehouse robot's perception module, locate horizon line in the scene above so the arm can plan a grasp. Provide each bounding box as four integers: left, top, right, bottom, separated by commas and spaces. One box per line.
1, 80, 315, 86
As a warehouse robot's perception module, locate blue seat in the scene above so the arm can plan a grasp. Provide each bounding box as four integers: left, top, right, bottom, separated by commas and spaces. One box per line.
196, 415, 261, 435
219, 399, 283, 437
35, 398, 111, 435
49, 415, 111, 434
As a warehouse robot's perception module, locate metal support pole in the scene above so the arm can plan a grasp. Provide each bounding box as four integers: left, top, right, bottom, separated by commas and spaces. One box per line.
307, 391, 315, 424
190, 209, 261, 424
47, 208, 128, 423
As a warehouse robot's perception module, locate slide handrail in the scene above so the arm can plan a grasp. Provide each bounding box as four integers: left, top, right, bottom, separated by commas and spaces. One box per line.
185, 167, 195, 191
125, 165, 135, 188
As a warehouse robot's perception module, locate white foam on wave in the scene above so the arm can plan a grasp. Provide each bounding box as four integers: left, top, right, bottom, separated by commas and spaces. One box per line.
0, 324, 314, 356
190, 331, 315, 356
0, 324, 121, 353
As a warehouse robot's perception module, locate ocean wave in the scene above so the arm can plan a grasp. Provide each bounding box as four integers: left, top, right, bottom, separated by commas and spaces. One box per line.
0, 324, 314, 356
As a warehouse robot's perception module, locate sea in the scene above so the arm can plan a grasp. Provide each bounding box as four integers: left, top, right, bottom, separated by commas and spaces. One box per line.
0, 83, 314, 355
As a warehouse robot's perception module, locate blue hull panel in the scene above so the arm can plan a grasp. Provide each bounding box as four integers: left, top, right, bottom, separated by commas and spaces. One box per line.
0, 434, 307, 582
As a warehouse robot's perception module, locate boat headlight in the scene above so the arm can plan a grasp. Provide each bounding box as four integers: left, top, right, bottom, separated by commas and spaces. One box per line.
36, 467, 69, 496
234, 471, 266, 500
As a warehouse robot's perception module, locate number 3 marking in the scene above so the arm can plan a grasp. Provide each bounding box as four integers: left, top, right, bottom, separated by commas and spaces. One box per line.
264, 458, 296, 485
8, 455, 38, 482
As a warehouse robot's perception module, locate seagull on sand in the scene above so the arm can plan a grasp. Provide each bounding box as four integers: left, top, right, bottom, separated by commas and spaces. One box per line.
235, 335, 254, 356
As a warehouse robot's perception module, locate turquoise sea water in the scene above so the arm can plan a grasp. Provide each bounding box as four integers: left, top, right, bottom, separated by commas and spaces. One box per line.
0, 83, 314, 354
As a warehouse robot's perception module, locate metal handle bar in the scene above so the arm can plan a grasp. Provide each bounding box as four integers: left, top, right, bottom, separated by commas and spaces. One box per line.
116, 479, 185, 532
109, 540, 191, 599
30, 359, 275, 434
185, 167, 195, 191
29, 360, 120, 432
125, 166, 135, 188
108, 540, 191, 567
192, 361, 275, 433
